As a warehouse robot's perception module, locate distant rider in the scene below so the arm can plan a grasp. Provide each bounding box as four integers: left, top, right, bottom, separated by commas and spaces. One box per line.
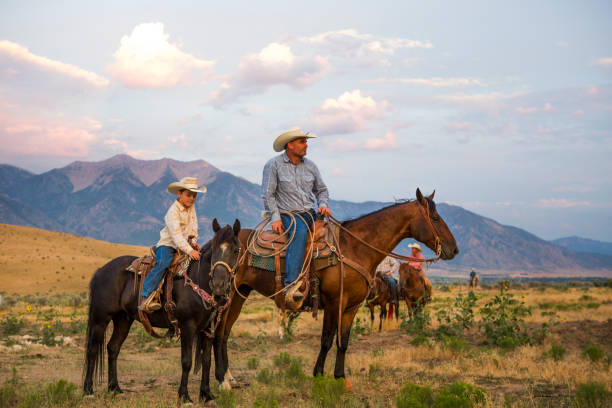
262, 127, 331, 310
376, 256, 400, 309
139, 177, 206, 313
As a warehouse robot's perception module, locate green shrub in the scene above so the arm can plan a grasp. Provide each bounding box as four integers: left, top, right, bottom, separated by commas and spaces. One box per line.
578, 294, 595, 302
311, 375, 345, 408
43, 379, 81, 407
247, 357, 259, 370
350, 316, 369, 339
441, 335, 470, 353
395, 382, 434, 408
543, 344, 566, 361
285, 359, 305, 380
0, 384, 17, 408
496, 336, 521, 350
410, 335, 431, 347
368, 362, 383, 380
216, 389, 237, 408
400, 301, 431, 335
1, 314, 24, 336
435, 381, 487, 408
273, 352, 292, 368
574, 382, 611, 408
582, 344, 605, 363
585, 303, 600, 309
479, 284, 532, 347
372, 347, 385, 357
253, 392, 280, 408
256, 368, 275, 385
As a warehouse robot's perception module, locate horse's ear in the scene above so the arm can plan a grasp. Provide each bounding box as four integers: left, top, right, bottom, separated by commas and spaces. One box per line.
416, 188, 426, 205
428, 190, 435, 201
212, 218, 220, 232
233, 219, 241, 236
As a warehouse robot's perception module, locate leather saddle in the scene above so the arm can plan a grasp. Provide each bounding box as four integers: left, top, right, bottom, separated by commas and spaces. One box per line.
252, 220, 335, 259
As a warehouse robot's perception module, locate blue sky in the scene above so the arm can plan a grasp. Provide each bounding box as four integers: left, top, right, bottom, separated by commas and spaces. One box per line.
1, 0, 611, 241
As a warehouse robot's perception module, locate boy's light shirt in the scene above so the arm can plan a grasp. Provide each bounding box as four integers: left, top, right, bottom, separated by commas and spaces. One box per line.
156, 199, 198, 254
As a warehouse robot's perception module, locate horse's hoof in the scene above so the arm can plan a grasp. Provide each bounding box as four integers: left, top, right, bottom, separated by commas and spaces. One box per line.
344, 378, 353, 392
108, 385, 123, 394
219, 380, 231, 391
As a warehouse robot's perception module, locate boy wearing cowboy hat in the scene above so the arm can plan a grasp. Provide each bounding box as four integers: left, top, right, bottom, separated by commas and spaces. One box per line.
139, 177, 206, 312
407, 243, 425, 270
262, 127, 331, 310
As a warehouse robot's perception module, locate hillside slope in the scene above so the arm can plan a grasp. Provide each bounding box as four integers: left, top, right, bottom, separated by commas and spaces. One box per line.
0, 224, 148, 295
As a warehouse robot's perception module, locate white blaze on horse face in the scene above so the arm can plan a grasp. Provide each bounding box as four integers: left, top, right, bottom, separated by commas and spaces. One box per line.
220, 243, 229, 255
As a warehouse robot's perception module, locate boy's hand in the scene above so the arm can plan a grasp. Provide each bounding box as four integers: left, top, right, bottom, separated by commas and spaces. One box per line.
189, 250, 201, 260
193, 243, 201, 251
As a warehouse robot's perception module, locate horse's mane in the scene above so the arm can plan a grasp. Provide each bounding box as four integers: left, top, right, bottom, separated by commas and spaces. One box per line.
341, 197, 436, 227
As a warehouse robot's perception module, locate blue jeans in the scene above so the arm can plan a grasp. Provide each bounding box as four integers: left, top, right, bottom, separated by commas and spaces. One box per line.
281, 211, 315, 287
384, 274, 398, 303
141, 246, 176, 297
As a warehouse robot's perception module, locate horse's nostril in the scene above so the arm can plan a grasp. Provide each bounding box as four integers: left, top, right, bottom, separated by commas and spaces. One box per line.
454, 248, 459, 255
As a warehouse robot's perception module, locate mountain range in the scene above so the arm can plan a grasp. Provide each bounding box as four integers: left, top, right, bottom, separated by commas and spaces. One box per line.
1, 154, 611, 276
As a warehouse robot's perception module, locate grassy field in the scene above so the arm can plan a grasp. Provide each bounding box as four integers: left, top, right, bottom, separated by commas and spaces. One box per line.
0, 224, 611, 407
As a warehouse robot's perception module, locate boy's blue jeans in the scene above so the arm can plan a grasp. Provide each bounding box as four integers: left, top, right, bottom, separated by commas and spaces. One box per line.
384, 274, 399, 303
281, 210, 315, 287
140, 246, 176, 298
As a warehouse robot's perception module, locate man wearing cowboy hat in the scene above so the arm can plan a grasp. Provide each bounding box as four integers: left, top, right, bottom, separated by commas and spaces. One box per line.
139, 177, 206, 312
407, 243, 425, 270
262, 127, 331, 309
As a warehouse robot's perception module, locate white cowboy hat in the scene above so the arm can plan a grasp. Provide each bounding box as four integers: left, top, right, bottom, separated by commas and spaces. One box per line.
167, 177, 207, 194
408, 243, 423, 252
273, 127, 317, 152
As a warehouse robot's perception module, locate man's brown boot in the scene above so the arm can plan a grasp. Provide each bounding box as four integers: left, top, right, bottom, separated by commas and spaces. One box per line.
138, 294, 161, 313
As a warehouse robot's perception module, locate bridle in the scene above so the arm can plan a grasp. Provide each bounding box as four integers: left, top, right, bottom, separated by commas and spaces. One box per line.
328, 198, 443, 263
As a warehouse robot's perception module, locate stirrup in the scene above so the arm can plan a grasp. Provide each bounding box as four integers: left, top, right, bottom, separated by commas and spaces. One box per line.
139, 294, 161, 313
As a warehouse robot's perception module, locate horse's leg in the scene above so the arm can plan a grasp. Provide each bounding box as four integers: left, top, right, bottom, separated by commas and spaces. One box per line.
367, 303, 374, 331
83, 314, 111, 395
313, 306, 337, 377
178, 321, 196, 403
199, 334, 214, 403
107, 311, 133, 393
333, 306, 360, 384
216, 286, 251, 389
378, 304, 385, 332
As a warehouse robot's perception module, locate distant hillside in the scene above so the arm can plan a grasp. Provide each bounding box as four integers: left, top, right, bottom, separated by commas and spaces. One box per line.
0, 223, 148, 295
551, 236, 612, 257
1, 154, 611, 275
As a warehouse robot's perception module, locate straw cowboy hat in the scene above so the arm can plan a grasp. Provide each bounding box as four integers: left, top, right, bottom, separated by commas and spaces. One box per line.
408, 243, 423, 252
273, 127, 317, 152
167, 177, 207, 194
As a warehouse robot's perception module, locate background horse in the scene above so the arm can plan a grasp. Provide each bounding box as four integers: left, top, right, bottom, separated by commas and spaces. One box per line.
214, 188, 458, 390
399, 263, 432, 316
83, 219, 240, 404
365, 272, 396, 332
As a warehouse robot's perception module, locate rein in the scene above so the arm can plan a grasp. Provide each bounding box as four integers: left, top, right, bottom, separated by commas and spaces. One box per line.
327, 200, 442, 263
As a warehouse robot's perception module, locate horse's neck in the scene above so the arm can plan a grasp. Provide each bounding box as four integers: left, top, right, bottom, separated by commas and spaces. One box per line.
342, 202, 418, 274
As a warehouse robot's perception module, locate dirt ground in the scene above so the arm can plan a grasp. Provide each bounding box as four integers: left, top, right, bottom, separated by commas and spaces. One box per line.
1, 285, 611, 407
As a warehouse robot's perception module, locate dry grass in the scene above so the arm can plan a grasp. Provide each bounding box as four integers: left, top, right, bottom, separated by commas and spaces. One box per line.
0, 224, 148, 295
0, 225, 611, 406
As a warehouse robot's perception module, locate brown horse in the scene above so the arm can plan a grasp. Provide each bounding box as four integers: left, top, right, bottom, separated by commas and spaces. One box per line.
399, 263, 432, 316
365, 272, 396, 332
214, 189, 458, 389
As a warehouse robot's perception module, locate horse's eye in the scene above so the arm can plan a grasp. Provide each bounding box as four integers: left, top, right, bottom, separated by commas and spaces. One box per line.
432, 216, 440, 222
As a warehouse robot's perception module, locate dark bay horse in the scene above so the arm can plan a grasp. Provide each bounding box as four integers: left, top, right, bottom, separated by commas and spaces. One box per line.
214, 189, 458, 389
83, 219, 241, 404
399, 263, 432, 316
365, 272, 396, 332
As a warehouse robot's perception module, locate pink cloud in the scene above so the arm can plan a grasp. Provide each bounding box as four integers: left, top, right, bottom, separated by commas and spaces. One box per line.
0, 113, 100, 157
310, 90, 390, 135
108, 23, 216, 88
367, 77, 484, 87
594, 57, 612, 68
515, 106, 538, 115
444, 121, 471, 132
325, 137, 360, 152
0, 40, 109, 87
573, 109, 585, 116
587, 86, 599, 96
364, 131, 397, 150
209, 42, 329, 107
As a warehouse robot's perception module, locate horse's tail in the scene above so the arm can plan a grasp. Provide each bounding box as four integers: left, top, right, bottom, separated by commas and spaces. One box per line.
194, 331, 205, 374
83, 276, 105, 385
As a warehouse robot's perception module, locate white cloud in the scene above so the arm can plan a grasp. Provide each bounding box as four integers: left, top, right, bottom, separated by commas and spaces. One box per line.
535, 198, 591, 208
309, 90, 390, 135
0, 40, 109, 87
515, 106, 539, 115
298, 29, 432, 66
209, 42, 328, 107
367, 77, 484, 87
594, 57, 612, 68
444, 121, 472, 132
436, 91, 524, 104
364, 131, 397, 150
108, 22, 215, 88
